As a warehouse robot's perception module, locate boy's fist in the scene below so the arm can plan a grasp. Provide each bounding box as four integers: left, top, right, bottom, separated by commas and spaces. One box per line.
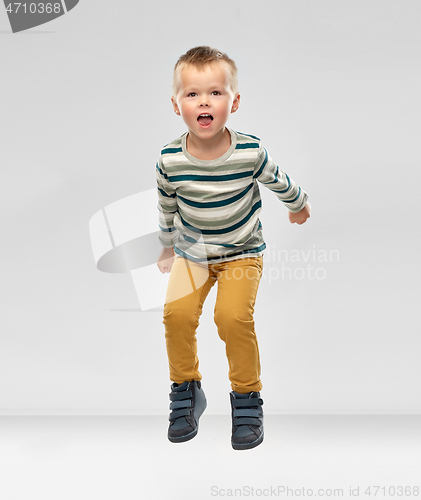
288, 202, 311, 225
157, 247, 175, 273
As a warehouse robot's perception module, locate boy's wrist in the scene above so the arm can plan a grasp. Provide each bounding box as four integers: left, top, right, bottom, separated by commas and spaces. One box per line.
288, 198, 309, 213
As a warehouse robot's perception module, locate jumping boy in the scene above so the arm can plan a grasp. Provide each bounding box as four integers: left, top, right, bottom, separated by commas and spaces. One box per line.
156, 46, 310, 450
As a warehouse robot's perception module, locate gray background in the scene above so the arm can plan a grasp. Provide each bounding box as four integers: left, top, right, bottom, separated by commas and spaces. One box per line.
1, 0, 420, 415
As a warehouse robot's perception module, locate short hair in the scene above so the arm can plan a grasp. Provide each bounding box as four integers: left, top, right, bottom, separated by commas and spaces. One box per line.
172, 46, 238, 97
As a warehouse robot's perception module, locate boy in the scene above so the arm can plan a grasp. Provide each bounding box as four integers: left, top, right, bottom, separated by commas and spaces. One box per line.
156, 46, 310, 450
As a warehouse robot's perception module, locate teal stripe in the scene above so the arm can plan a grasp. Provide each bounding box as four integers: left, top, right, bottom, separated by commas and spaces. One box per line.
264, 165, 280, 185
156, 163, 169, 180
235, 143, 259, 150
282, 186, 301, 203
177, 183, 253, 208
179, 200, 261, 235
158, 187, 176, 198
170, 170, 252, 183
162, 147, 182, 155
159, 225, 177, 233
270, 173, 291, 194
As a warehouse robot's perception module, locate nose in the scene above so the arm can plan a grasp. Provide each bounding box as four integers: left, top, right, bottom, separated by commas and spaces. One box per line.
199, 95, 210, 107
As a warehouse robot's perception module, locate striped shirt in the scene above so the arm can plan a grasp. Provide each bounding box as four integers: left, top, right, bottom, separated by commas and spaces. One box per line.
156, 128, 308, 264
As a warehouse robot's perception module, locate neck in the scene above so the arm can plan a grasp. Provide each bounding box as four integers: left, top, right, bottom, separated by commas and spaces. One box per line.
186, 127, 231, 160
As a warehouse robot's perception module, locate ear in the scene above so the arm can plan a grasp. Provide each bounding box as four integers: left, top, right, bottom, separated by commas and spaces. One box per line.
171, 96, 180, 115
231, 93, 241, 113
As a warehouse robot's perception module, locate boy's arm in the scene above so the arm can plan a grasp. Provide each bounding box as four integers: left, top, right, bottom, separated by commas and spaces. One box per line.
156, 156, 178, 248
254, 145, 310, 223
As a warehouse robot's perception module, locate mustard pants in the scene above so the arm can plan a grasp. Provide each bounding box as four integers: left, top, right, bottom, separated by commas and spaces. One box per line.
163, 255, 263, 394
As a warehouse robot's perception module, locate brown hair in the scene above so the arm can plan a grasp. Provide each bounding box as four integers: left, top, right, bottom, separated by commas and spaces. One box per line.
172, 46, 238, 97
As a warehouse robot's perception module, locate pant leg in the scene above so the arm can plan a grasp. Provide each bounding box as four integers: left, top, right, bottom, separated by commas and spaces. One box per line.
163, 257, 216, 384
213, 257, 264, 393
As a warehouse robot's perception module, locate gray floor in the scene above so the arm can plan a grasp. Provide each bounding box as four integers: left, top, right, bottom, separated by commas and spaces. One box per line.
1, 415, 420, 500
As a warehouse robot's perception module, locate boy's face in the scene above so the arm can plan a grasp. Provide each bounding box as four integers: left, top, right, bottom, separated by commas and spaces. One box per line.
171, 62, 240, 144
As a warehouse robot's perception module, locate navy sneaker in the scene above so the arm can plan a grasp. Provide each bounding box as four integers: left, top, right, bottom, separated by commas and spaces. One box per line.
168, 380, 207, 443
230, 391, 264, 450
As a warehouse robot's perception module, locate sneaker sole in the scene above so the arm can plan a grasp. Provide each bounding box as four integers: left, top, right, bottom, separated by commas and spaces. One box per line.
232, 432, 264, 450
168, 425, 199, 443
167, 402, 206, 443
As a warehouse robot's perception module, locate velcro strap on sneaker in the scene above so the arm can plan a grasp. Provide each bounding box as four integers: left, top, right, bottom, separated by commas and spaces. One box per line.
169, 389, 192, 401
169, 399, 192, 410
232, 398, 263, 408
233, 408, 261, 418
168, 408, 190, 421
234, 417, 262, 427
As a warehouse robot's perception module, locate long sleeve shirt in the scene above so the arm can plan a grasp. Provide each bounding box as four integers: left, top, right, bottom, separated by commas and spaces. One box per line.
156, 128, 308, 264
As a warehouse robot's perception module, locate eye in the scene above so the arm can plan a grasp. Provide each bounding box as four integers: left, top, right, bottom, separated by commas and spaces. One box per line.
211, 91, 221, 96
187, 92, 197, 97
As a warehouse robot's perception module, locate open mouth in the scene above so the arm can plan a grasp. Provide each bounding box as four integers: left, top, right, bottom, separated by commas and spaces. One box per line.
197, 113, 213, 127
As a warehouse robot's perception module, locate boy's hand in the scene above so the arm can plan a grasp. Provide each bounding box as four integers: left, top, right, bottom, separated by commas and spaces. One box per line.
288, 202, 311, 225
157, 247, 175, 274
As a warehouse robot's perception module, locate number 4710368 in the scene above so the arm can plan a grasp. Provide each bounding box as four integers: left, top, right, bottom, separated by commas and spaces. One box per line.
5, 3, 62, 14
